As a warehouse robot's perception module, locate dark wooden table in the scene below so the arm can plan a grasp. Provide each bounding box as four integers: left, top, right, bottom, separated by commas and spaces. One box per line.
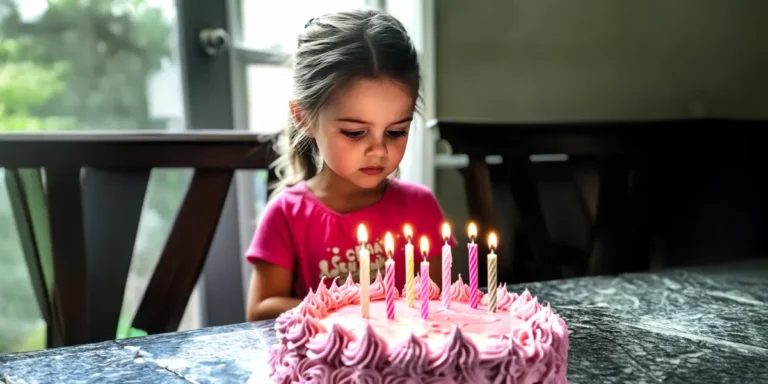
2, 260, 767, 383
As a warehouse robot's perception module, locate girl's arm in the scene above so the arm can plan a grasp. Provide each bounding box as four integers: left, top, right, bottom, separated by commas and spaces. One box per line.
246, 260, 302, 321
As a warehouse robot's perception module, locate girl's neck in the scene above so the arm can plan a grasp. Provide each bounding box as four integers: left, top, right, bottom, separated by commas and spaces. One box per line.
307, 165, 388, 214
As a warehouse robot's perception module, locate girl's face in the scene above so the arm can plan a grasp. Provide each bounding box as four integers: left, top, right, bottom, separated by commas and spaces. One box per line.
310, 77, 415, 190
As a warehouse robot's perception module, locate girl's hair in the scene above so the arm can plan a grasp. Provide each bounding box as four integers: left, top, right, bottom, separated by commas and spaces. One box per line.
269, 9, 421, 200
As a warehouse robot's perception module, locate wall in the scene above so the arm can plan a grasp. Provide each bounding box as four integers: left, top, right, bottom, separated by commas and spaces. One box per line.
435, 0, 768, 122
432, 0, 768, 281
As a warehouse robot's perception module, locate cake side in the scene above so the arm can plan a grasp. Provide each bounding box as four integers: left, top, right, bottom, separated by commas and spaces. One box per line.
268, 272, 569, 384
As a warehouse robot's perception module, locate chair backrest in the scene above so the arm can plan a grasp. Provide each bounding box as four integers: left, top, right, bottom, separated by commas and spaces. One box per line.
1, 131, 277, 348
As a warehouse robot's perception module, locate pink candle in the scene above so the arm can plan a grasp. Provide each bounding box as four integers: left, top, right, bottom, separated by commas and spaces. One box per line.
467, 223, 479, 309
441, 223, 452, 309
384, 232, 396, 320
419, 236, 430, 320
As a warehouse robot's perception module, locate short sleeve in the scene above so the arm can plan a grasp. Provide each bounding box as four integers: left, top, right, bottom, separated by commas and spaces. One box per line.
416, 187, 458, 260
245, 197, 294, 271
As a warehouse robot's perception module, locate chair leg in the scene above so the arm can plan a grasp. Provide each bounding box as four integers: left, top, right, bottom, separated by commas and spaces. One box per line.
459, 156, 497, 287
81, 169, 149, 342
5, 168, 61, 347
45, 166, 91, 346
133, 169, 234, 335
506, 158, 559, 282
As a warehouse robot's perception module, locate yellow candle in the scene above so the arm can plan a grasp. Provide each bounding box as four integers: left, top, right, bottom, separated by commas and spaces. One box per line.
487, 232, 498, 313
358, 224, 370, 318
404, 224, 415, 307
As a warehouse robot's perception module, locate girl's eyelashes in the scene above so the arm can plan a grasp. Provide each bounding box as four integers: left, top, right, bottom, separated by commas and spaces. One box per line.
339, 128, 408, 139
386, 130, 408, 138
341, 129, 365, 139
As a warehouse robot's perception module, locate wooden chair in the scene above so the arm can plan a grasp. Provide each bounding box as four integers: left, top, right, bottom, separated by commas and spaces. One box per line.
1, 131, 277, 347
432, 118, 768, 284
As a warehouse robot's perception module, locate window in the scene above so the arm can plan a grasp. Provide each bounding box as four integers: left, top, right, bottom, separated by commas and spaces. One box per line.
0, 0, 198, 352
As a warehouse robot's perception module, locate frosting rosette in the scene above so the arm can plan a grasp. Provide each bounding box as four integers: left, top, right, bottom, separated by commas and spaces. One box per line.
314, 277, 339, 311
369, 270, 387, 302
306, 323, 356, 366
387, 333, 430, 376
428, 327, 480, 377
341, 323, 388, 369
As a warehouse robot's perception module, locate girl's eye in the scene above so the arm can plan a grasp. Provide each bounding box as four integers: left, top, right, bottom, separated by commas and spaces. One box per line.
341, 130, 365, 139
386, 130, 408, 138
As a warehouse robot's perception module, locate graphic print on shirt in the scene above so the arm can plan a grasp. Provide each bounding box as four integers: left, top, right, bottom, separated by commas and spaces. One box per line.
317, 236, 389, 283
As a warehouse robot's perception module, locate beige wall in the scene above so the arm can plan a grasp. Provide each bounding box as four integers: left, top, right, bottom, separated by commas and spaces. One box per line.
435, 0, 768, 122
432, 0, 768, 281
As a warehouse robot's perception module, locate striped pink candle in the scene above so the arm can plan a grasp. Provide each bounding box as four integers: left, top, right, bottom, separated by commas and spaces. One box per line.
385, 258, 395, 319
441, 223, 452, 309
420, 261, 429, 319
468, 223, 479, 309
442, 223, 453, 309
419, 236, 430, 320
384, 232, 396, 320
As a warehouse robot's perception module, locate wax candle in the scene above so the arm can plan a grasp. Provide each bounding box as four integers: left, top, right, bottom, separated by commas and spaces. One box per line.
419, 236, 430, 320
467, 222, 479, 309
358, 224, 370, 318
487, 232, 498, 313
404, 225, 415, 308
384, 232, 396, 320
441, 223, 452, 309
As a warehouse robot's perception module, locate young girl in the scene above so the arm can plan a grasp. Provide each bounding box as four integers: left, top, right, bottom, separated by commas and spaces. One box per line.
245, 9, 455, 321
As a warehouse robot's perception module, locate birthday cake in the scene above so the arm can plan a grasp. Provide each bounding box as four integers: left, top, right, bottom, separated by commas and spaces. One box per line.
267, 272, 569, 383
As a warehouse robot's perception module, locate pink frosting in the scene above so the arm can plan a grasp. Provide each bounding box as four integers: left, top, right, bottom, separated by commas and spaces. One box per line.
369, 270, 387, 302
450, 274, 485, 303
336, 272, 360, 305
266, 277, 569, 384
314, 276, 339, 311
341, 323, 388, 369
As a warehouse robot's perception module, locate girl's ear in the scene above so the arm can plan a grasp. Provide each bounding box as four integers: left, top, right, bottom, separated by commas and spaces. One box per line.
289, 101, 313, 136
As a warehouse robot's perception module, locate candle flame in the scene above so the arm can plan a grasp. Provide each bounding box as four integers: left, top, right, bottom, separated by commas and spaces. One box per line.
403, 224, 413, 241
468, 222, 477, 241
441, 222, 451, 241
384, 232, 394, 257
488, 232, 498, 251
357, 224, 368, 244
419, 236, 429, 257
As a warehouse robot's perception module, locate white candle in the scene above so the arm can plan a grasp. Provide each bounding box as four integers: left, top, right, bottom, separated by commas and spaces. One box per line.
358, 224, 370, 318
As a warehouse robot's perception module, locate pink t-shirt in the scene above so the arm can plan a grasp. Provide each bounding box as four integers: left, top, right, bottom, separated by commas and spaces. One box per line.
245, 178, 457, 298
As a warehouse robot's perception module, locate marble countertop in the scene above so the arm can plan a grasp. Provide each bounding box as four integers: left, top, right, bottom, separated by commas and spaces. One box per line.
2, 260, 767, 383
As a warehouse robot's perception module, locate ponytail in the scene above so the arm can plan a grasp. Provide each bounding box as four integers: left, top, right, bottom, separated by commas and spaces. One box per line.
269, 117, 319, 201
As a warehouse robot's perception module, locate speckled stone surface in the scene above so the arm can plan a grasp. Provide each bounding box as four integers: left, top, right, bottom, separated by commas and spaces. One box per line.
2, 260, 767, 383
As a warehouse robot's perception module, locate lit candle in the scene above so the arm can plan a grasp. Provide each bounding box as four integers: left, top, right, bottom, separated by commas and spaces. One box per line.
384, 232, 396, 320
419, 236, 430, 320
441, 223, 452, 310
358, 224, 370, 318
487, 232, 498, 313
404, 225, 415, 308
467, 222, 479, 309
